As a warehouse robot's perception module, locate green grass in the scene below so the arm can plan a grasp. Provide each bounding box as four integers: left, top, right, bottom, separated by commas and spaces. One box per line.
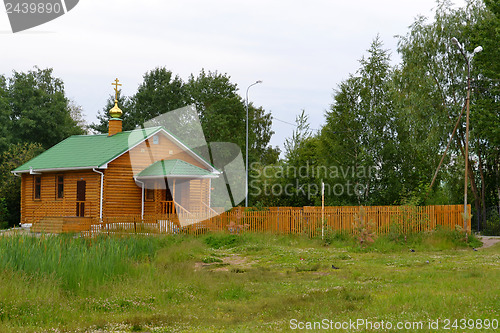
0, 231, 498, 332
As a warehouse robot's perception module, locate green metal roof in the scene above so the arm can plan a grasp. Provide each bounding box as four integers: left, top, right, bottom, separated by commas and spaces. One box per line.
13, 127, 165, 172
136, 159, 217, 179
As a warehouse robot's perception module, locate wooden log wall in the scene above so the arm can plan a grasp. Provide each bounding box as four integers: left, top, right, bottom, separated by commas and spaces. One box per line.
21, 171, 100, 223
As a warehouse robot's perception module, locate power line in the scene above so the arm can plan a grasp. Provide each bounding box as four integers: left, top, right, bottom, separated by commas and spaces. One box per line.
273, 117, 321, 132
273, 117, 298, 127
273, 117, 354, 134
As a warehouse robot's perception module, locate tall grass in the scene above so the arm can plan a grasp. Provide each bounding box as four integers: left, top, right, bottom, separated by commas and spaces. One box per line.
0, 234, 172, 292
0, 228, 479, 293
0, 231, 497, 332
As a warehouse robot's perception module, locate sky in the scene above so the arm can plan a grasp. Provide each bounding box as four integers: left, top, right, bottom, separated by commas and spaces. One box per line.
0, 0, 466, 154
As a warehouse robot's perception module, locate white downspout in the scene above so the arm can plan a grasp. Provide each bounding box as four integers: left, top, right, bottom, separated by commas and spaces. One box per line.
135, 178, 145, 220
92, 168, 104, 221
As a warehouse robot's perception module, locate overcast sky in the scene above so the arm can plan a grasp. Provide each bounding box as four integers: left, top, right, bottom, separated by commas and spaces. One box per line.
0, 0, 466, 154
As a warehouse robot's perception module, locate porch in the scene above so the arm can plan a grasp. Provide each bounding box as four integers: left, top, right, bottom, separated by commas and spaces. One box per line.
28, 200, 96, 225
137, 159, 220, 225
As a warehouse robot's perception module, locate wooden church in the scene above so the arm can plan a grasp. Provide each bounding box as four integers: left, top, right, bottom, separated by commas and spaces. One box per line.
12, 79, 220, 232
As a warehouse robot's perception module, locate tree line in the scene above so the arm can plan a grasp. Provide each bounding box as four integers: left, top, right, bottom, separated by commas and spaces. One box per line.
0, 67, 84, 227
0, 0, 498, 233
0, 67, 279, 228
251, 0, 499, 233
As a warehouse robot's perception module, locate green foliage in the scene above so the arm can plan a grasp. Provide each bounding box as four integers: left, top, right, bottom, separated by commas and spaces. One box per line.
321, 227, 352, 246
217, 284, 250, 300
294, 262, 320, 272
470, 0, 500, 213
387, 222, 405, 243
311, 0, 499, 211
483, 213, 500, 236
251, 111, 322, 207
133, 68, 186, 127
203, 233, 243, 249
7, 67, 83, 149
186, 69, 245, 146
91, 68, 279, 169
0, 233, 497, 332
320, 37, 403, 205
284, 110, 312, 162
92, 68, 186, 134
0, 75, 10, 155
187, 69, 278, 167
0, 68, 84, 226
0, 235, 166, 292
396, 0, 499, 224
0, 142, 44, 227
91, 90, 133, 133
0, 198, 7, 230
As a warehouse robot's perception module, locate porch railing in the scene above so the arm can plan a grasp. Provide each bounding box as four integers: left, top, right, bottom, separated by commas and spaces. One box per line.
30, 200, 93, 224
158, 201, 175, 215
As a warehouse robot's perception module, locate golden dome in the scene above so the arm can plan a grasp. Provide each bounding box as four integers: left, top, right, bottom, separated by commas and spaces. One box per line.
109, 99, 123, 118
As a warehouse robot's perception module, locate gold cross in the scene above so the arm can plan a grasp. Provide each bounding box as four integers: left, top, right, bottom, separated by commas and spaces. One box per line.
111, 78, 122, 100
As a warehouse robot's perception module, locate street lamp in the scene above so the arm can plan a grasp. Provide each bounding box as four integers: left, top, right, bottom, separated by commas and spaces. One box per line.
245, 80, 262, 207
451, 37, 482, 235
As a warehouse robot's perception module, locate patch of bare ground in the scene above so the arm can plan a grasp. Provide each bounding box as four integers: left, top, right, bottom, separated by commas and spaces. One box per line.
479, 236, 500, 249
195, 254, 256, 272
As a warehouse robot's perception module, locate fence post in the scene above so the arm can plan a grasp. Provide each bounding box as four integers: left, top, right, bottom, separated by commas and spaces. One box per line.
321, 181, 325, 240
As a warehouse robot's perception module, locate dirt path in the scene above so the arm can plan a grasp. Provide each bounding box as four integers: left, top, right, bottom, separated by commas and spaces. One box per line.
479, 236, 500, 249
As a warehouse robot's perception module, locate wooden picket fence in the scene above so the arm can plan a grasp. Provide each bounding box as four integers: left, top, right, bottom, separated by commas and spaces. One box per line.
77, 204, 470, 237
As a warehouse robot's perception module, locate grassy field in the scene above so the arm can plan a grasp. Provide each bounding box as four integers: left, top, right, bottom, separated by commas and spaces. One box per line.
0, 229, 498, 332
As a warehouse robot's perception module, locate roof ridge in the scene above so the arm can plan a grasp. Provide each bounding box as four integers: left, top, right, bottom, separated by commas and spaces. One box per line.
172, 159, 181, 171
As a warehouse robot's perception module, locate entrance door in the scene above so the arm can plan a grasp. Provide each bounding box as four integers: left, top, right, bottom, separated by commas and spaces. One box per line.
76, 180, 86, 217
161, 179, 174, 214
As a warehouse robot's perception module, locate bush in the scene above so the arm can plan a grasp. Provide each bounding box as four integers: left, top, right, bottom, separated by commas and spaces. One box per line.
203, 233, 244, 249
482, 214, 500, 236
321, 227, 352, 246
0, 198, 8, 230
387, 223, 405, 243
0, 143, 45, 227
352, 207, 377, 248
410, 226, 482, 250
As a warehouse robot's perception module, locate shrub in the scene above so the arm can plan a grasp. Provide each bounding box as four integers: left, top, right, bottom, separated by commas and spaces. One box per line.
482, 213, 500, 236
203, 233, 243, 249
321, 227, 352, 246
387, 223, 405, 243
0, 198, 8, 230
352, 207, 377, 248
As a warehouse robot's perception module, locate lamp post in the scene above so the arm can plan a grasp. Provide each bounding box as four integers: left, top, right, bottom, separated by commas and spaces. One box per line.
451, 37, 482, 235
245, 80, 262, 207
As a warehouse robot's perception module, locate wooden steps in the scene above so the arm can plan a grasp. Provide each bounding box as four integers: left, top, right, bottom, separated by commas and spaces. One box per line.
31, 217, 93, 233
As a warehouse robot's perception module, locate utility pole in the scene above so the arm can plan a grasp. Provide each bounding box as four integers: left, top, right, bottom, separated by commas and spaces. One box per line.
451, 37, 482, 236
